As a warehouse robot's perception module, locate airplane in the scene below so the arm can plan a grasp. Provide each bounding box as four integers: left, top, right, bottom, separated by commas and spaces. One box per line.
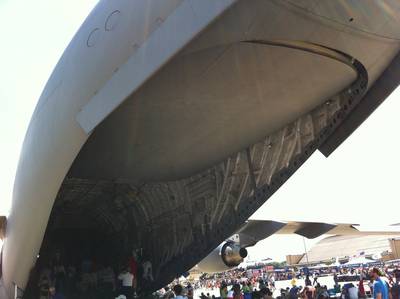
2, 1, 400, 298
196, 220, 400, 273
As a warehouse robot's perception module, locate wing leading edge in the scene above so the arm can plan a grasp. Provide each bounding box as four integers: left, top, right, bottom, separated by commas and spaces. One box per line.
237, 220, 400, 247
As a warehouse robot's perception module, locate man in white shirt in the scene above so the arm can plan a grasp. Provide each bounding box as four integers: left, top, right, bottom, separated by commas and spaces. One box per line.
348, 285, 358, 299
118, 268, 134, 299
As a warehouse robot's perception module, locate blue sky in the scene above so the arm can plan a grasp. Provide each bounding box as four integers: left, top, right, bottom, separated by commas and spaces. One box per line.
1, 0, 399, 261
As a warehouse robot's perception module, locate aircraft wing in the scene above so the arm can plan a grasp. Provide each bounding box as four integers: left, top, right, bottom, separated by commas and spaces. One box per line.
237, 220, 400, 247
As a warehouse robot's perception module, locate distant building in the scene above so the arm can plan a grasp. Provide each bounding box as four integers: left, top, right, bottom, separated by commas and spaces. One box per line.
297, 235, 400, 264
286, 254, 304, 266
389, 238, 400, 259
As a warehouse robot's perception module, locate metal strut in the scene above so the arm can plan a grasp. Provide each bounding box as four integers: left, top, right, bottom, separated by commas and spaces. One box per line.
245, 147, 257, 191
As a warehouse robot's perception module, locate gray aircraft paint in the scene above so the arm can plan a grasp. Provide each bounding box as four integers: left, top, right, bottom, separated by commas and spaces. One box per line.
1, 1, 400, 298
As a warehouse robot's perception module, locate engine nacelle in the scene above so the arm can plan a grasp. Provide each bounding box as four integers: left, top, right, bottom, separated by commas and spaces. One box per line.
197, 241, 248, 273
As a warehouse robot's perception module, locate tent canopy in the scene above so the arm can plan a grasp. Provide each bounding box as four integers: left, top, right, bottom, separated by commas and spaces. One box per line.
343, 257, 375, 266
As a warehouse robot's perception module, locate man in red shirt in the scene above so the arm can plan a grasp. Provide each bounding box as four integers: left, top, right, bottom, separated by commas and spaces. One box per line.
129, 251, 138, 295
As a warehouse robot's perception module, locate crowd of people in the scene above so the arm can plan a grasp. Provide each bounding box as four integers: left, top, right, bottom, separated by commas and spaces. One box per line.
156, 267, 400, 299
30, 250, 154, 299
26, 249, 400, 299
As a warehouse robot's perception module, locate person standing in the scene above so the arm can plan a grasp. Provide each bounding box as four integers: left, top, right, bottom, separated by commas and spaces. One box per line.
370, 268, 389, 299
220, 282, 228, 299
301, 285, 314, 299
38, 272, 51, 299
173, 284, 187, 299
186, 284, 194, 299
333, 273, 339, 286
270, 275, 275, 291
313, 273, 319, 286
129, 251, 138, 294
260, 287, 273, 299
359, 276, 366, 299
390, 270, 400, 299
232, 283, 244, 299
347, 283, 358, 299
289, 285, 299, 299
118, 267, 134, 299
163, 286, 175, 299
291, 277, 297, 288
305, 276, 312, 287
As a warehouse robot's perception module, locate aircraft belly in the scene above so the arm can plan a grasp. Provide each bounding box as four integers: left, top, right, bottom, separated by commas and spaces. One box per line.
70, 0, 400, 182
184, 0, 400, 84
71, 42, 356, 181
282, 0, 400, 40
4, 0, 400, 297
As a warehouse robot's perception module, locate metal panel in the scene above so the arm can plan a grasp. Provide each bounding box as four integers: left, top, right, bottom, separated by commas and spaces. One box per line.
237, 220, 287, 247
295, 222, 336, 239
76, 0, 237, 133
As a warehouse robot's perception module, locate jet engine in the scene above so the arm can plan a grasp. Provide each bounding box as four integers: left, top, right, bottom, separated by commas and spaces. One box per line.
197, 241, 247, 273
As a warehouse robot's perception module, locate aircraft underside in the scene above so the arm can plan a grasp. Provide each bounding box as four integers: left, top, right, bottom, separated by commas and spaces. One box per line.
3, 1, 400, 298
38, 43, 367, 293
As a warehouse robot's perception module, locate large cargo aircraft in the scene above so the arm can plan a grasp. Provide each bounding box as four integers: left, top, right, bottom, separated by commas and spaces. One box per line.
1, 1, 400, 298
